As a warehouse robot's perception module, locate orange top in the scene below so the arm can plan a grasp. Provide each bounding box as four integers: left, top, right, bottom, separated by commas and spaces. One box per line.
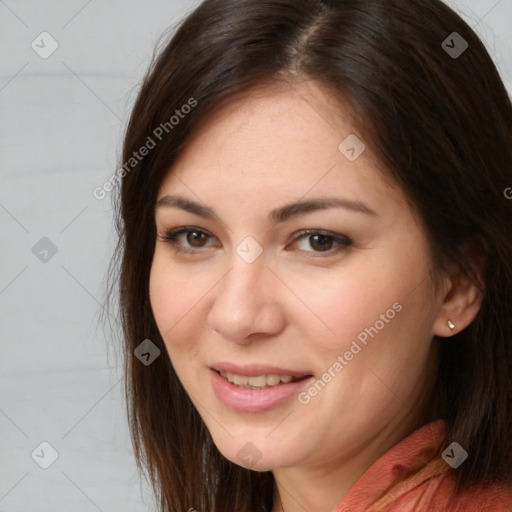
334, 420, 512, 512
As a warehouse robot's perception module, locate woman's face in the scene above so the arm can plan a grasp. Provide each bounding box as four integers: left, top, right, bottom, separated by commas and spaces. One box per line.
149, 80, 445, 473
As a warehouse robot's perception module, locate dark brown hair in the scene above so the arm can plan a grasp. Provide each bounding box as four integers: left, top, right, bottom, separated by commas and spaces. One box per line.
104, 0, 512, 510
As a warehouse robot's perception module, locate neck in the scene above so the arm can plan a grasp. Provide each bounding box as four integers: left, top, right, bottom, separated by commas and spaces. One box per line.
270, 347, 438, 512
270, 409, 426, 512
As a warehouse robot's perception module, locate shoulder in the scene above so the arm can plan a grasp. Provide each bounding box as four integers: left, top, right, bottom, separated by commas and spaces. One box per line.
395, 458, 512, 512
335, 420, 512, 512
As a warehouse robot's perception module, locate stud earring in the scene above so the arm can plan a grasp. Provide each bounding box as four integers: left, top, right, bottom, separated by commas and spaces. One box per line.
447, 320, 455, 330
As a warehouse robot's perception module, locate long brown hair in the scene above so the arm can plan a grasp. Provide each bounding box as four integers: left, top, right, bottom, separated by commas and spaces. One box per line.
104, 0, 512, 510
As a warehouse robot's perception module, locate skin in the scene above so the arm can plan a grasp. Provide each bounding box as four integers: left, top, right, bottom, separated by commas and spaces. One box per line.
149, 79, 483, 512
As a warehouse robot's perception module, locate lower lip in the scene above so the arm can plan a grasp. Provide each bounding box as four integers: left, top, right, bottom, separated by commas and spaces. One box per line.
210, 369, 313, 413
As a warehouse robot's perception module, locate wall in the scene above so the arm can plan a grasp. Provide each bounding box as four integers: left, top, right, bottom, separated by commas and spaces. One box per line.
0, 1, 510, 510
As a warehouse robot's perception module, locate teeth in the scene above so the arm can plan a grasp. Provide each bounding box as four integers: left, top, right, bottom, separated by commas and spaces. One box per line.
219, 370, 299, 388
233, 374, 249, 386
248, 375, 267, 387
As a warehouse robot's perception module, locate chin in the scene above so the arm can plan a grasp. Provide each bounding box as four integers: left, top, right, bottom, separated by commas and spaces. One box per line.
210, 436, 296, 472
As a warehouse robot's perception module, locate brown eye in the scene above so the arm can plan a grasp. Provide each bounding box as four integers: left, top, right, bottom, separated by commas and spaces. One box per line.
186, 231, 209, 247
159, 227, 216, 254
308, 234, 334, 252
291, 230, 352, 257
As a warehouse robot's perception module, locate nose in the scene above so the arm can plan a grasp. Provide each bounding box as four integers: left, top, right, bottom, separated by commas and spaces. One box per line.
207, 253, 286, 344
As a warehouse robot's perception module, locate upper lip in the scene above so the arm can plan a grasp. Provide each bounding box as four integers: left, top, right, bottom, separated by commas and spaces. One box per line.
211, 362, 312, 378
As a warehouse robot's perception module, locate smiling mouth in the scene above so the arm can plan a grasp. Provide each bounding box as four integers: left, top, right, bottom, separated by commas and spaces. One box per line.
216, 370, 311, 389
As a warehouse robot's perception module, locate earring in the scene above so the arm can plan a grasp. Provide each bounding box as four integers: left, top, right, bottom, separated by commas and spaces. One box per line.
447, 320, 455, 330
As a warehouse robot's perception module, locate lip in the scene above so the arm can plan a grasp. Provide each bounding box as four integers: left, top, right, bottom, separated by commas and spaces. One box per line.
210, 368, 314, 413
210, 362, 312, 378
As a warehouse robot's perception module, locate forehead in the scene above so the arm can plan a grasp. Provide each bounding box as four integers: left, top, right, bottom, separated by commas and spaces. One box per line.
157, 80, 403, 214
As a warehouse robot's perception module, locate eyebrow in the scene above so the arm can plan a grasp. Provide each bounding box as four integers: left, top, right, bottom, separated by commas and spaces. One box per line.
155, 194, 378, 224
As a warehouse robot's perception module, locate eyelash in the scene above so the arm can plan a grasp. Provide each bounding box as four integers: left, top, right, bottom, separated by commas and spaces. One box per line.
156, 226, 353, 258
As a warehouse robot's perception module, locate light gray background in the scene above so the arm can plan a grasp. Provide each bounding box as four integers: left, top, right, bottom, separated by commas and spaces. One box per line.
0, 1, 511, 511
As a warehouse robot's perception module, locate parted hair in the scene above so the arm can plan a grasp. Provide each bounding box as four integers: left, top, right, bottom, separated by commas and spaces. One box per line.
105, 0, 512, 510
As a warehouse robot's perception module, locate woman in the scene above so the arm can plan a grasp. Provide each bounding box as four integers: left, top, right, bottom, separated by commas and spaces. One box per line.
106, 0, 512, 510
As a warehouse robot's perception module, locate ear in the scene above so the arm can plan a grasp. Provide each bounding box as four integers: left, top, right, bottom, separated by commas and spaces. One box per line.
433, 240, 486, 338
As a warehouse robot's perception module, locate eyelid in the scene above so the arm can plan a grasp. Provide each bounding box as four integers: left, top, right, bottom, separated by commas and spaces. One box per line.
291, 229, 352, 246
156, 226, 218, 254
157, 226, 353, 256
289, 229, 353, 258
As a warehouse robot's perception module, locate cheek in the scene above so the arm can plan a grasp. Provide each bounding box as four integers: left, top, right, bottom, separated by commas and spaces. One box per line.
291, 245, 431, 357
284, 264, 394, 350
149, 259, 209, 389
149, 255, 206, 350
